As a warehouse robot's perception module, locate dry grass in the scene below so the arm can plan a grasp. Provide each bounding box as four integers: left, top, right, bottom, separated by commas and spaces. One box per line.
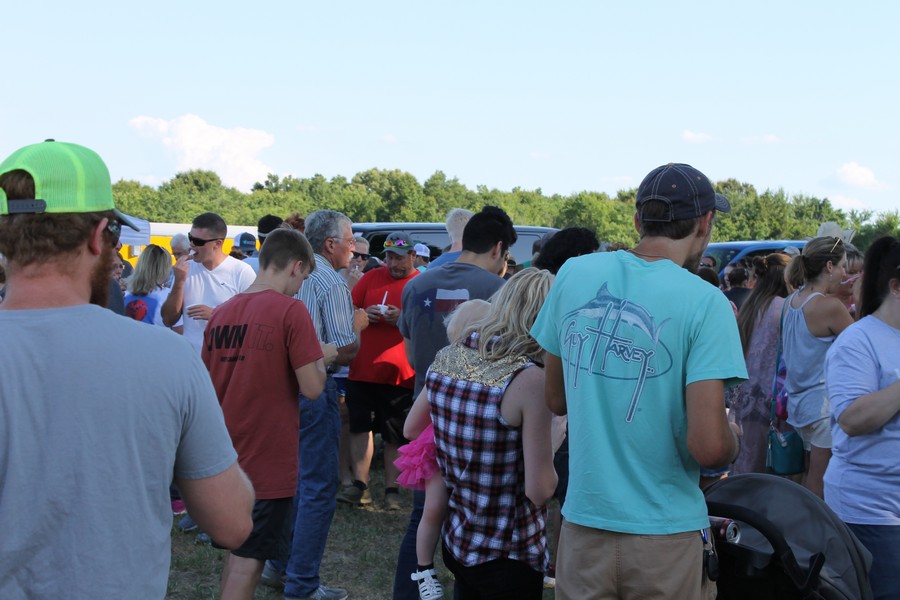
166, 457, 556, 599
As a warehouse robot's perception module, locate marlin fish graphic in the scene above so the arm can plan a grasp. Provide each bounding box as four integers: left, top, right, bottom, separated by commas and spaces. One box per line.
564, 283, 670, 422
564, 283, 667, 345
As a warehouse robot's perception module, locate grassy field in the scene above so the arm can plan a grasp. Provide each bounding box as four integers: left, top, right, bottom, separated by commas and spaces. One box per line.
166, 467, 557, 599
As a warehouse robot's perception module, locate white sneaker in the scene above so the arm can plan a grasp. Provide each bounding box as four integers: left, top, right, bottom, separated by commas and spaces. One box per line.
411, 568, 444, 600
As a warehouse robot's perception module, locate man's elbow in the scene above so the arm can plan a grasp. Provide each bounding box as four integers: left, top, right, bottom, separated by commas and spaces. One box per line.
334, 340, 360, 366
212, 516, 254, 550
300, 373, 326, 400
546, 395, 567, 416
161, 307, 179, 327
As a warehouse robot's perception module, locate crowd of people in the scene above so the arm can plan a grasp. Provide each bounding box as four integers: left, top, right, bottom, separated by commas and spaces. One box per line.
1, 142, 898, 600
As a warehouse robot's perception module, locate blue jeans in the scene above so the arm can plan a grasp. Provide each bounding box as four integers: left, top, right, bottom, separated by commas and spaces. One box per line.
847, 522, 900, 600
270, 378, 341, 598
393, 489, 425, 600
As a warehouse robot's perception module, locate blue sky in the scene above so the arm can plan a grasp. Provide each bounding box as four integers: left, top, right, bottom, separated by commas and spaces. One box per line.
3, 1, 897, 218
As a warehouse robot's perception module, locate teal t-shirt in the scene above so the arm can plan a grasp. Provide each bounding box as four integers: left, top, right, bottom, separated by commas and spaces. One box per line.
531, 251, 747, 534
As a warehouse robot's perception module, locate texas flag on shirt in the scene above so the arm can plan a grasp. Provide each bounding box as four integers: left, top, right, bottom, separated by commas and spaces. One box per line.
415, 287, 470, 322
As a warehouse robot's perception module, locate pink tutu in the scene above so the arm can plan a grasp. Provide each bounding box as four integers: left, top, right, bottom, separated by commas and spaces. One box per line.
394, 422, 439, 491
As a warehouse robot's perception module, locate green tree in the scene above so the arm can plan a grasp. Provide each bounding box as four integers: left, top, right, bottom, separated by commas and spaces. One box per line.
854, 211, 900, 250
112, 180, 162, 221
351, 169, 435, 222
789, 194, 846, 237
423, 171, 476, 218
555, 192, 637, 245
111, 167, 898, 249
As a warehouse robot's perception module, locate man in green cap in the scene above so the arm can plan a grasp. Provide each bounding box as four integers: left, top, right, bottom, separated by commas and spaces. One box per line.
0, 140, 255, 598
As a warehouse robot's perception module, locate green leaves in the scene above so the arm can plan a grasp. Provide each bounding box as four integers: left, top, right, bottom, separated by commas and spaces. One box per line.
112, 169, 899, 250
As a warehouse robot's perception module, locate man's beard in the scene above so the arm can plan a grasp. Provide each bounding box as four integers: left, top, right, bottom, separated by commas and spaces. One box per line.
683, 250, 703, 274
89, 247, 116, 307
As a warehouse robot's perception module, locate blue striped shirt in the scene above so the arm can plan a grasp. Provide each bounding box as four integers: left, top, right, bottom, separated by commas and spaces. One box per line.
295, 254, 356, 348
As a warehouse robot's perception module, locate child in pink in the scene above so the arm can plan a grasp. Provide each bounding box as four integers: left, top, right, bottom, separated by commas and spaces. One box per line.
394, 300, 491, 600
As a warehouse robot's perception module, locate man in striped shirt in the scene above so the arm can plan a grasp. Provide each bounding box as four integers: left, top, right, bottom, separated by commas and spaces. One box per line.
263, 210, 364, 600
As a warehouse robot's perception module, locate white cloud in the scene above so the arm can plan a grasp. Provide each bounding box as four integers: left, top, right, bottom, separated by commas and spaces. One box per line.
830, 194, 867, 211
529, 151, 550, 160
837, 161, 884, 190
129, 114, 274, 191
682, 129, 713, 143
740, 134, 780, 144
383, 134, 399, 144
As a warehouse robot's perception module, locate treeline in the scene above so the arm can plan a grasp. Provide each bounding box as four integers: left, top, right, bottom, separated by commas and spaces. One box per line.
112, 168, 899, 250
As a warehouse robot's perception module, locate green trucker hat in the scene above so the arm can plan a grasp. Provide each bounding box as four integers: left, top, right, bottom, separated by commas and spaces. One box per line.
0, 139, 138, 230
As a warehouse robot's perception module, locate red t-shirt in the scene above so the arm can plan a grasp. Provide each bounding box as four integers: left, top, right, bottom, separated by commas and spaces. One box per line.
202, 290, 322, 499
349, 266, 417, 387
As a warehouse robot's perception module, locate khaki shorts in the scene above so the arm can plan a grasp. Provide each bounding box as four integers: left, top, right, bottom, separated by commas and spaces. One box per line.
796, 417, 832, 450
556, 520, 716, 600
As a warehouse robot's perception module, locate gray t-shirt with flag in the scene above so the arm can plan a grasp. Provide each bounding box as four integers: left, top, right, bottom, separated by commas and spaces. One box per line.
400, 261, 505, 396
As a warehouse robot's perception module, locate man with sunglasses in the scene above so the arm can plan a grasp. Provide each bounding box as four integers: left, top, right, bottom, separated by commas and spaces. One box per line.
343, 236, 371, 291
0, 140, 254, 598
162, 212, 256, 352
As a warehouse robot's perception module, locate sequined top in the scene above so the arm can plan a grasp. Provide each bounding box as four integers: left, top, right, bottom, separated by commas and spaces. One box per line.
428, 332, 549, 572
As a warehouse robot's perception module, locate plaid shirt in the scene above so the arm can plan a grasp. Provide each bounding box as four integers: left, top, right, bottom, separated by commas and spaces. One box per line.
428, 332, 548, 572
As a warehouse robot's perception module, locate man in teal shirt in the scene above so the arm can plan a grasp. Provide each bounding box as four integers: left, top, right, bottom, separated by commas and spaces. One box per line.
531, 163, 747, 599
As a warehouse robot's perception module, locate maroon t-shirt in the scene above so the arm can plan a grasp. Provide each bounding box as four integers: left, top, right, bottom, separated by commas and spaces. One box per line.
202, 290, 322, 499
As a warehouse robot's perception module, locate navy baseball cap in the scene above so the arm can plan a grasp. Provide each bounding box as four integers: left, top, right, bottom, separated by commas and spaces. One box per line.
635, 163, 731, 222
234, 232, 257, 253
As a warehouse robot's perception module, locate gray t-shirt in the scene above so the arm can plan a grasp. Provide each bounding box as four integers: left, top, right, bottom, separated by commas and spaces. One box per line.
399, 262, 504, 396
0, 304, 237, 599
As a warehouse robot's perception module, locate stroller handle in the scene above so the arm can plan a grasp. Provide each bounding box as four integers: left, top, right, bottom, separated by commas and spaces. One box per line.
707, 500, 825, 594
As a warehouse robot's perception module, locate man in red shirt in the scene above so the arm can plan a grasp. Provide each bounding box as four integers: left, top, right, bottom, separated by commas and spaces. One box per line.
202, 228, 337, 600
340, 232, 420, 510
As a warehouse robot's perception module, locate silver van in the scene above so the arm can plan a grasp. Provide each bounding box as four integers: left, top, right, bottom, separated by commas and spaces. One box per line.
352, 222, 557, 265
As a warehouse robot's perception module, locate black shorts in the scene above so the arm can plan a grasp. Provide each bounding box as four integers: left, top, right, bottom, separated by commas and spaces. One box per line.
218, 497, 292, 561
345, 380, 414, 445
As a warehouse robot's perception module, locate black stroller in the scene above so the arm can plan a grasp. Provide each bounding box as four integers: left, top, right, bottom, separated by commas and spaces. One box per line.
705, 473, 873, 599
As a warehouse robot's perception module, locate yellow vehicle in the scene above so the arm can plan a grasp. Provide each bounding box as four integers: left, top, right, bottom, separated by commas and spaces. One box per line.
119, 220, 260, 265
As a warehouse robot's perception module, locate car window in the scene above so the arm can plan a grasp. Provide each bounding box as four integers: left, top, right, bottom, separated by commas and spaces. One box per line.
357, 224, 556, 264
510, 234, 542, 265
705, 246, 741, 269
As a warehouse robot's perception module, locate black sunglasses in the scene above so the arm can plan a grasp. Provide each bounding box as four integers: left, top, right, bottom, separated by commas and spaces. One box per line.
105, 219, 122, 245
189, 233, 223, 247
352, 252, 370, 260
700, 261, 715, 268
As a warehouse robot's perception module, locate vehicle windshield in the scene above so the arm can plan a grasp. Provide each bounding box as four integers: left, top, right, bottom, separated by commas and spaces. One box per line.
704, 245, 742, 269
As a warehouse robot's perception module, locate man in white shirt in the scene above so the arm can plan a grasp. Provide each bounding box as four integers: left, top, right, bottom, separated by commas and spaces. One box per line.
162, 212, 256, 352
